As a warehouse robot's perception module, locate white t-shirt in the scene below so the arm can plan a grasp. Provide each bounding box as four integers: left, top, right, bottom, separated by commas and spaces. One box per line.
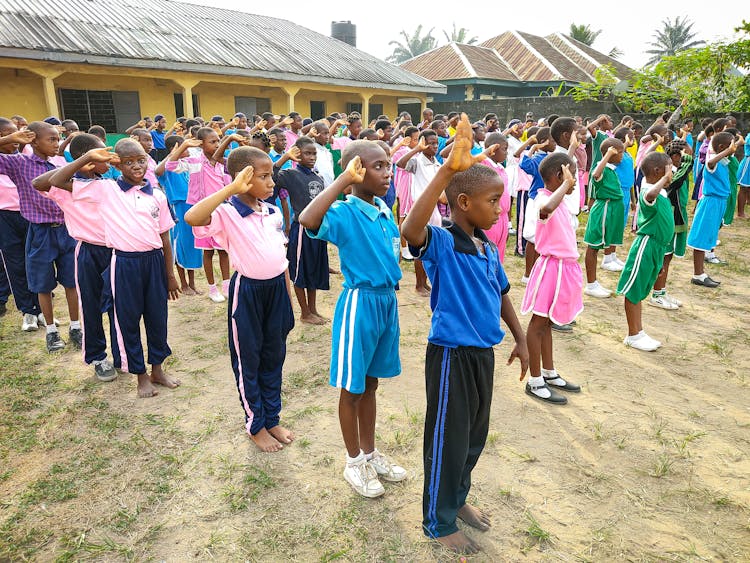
405, 153, 442, 226
314, 143, 334, 187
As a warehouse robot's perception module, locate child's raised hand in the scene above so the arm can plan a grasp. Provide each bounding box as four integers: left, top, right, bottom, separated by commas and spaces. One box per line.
229, 133, 245, 143
230, 165, 254, 194
605, 146, 619, 159
653, 133, 664, 146
477, 143, 499, 162
86, 147, 118, 163
309, 127, 319, 138
8, 130, 35, 144
527, 135, 537, 145
268, 133, 277, 146
345, 155, 366, 184
281, 116, 294, 126
183, 138, 202, 149
416, 136, 428, 152
625, 134, 633, 146
376, 129, 385, 139
137, 120, 146, 128
286, 146, 301, 162
570, 132, 581, 151
445, 113, 477, 172
561, 163, 574, 184
257, 119, 267, 130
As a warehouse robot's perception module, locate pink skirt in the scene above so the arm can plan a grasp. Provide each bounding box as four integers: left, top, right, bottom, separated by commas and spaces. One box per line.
521, 255, 583, 325
396, 176, 413, 217
194, 235, 223, 250
483, 215, 509, 262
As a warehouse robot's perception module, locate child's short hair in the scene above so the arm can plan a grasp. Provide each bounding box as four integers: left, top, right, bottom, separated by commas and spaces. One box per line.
447, 111, 459, 120
295, 136, 315, 149
700, 117, 713, 128
340, 139, 388, 169
539, 152, 575, 183
535, 126, 551, 143
711, 131, 734, 152
288, 111, 300, 120
445, 164, 499, 207
268, 127, 285, 138
226, 146, 272, 177
114, 138, 145, 157
526, 126, 539, 139
130, 128, 150, 139
374, 119, 391, 131
69, 133, 103, 159
185, 118, 200, 130
403, 126, 419, 137
484, 132, 507, 146
640, 152, 671, 177
550, 117, 576, 144
195, 127, 215, 140
429, 119, 445, 130
358, 128, 377, 139
165, 135, 183, 152
613, 127, 633, 141
600, 138, 625, 154
646, 124, 668, 138
0, 117, 13, 130
665, 139, 687, 156
631, 121, 644, 132
27, 121, 58, 137
419, 128, 437, 141
87, 125, 106, 141
189, 125, 201, 138
711, 118, 728, 132
546, 114, 560, 127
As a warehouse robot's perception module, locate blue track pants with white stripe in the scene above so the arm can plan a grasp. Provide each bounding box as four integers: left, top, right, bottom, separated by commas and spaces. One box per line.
422, 343, 494, 538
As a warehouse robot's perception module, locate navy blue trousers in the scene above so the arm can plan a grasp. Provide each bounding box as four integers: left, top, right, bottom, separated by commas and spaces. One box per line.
108, 249, 170, 375
76, 241, 117, 365
0, 209, 39, 315
423, 344, 494, 538
25, 222, 76, 293
228, 272, 294, 436
0, 257, 8, 304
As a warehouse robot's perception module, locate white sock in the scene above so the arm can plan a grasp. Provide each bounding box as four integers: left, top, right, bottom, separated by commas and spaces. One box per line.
542, 367, 567, 386
603, 254, 613, 264
706, 251, 715, 259
46, 324, 58, 334
528, 375, 551, 398
586, 281, 599, 290
208, 283, 217, 291
693, 273, 707, 281
346, 451, 365, 466
70, 320, 81, 330
364, 450, 377, 461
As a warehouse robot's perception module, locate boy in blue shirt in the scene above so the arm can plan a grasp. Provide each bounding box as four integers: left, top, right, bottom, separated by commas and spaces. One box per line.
402, 115, 529, 555
300, 140, 407, 500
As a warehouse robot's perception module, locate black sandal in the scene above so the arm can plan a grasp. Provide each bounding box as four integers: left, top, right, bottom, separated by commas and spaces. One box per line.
525, 382, 567, 404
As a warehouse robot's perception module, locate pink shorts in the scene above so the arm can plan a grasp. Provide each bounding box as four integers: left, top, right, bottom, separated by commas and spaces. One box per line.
194, 235, 223, 250
397, 178, 413, 217
521, 256, 583, 325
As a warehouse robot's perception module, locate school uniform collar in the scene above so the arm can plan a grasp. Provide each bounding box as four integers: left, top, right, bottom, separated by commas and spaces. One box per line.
116, 177, 153, 195
29, 153, 57, 167
606, 163, 617, 170
230, 195, 275, 217
346, 194, 389, 221
446, 221, 491, 255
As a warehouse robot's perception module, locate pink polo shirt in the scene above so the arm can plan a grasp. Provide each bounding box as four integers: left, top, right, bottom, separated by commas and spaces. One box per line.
43, 185, 106, 245
0, 173, 20, 211
193, 197, 288, 280
284, 129, 300, 149
72, 179, 174, 252
145, 155, 159, 188
169, 153, 231, 205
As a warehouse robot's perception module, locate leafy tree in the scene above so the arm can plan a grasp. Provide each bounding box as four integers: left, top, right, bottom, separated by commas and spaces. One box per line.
645, 16, 704, 66
569, 23, 602, 46
387, 26, 438, 64
442, 23, 478, 45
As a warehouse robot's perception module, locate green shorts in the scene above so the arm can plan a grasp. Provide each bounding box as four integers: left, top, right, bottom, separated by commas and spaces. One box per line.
584, 198, 625, 250
616, 235, 666, 303
668, 230, 687, 258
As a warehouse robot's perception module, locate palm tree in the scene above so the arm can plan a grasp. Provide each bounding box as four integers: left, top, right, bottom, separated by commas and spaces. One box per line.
442, 23, 478, 45
645, 16, 704, 66
569, 23, 601, 46
386, 26, 438, 64
608, 47, 624, 59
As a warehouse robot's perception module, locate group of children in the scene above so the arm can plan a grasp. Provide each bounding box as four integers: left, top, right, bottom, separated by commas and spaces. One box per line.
0, 103, 746, 554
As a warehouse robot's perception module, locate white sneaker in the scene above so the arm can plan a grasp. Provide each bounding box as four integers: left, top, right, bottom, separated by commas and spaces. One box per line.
343, 459, 385, 498
401, 246, 414, 261
521, 275, 529, 286
665, 293, 682, 307
623, 332, 661, 351
22, 313, 39, 331
602, 260, 624, 272
208, 286, 226, 303
648, 295, 678, 310
367, 450, 407, 482
584, 282, 612, 298
614, 257, 625, 267
37, 314, 60, 327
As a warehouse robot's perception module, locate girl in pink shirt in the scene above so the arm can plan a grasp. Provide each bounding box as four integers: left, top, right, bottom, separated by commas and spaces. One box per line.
392, 127, 419, 258
185, 147, 295, 454
169, 127, 234, 302
521, 154, 582, 405
481, 133, 511, 262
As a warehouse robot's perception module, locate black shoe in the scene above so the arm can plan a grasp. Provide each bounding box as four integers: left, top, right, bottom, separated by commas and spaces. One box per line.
46, 331, 66, 353
514, 250, 525, 258
551, 323, 573, 332
69, 328, 83, 349
525, 382, 567, 404
691, 276, 720, 288
544, 375, 581, 392
0, 302, 6, 317
94, 359, 117, 382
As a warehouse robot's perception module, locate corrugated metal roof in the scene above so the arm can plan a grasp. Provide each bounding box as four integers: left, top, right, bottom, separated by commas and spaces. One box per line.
480, 31, 555, 81
457, 44, 518, 81
0, 0, 445, 93
400, 43, 519, 82
517, 32, 593, 82
551, 34, 633, 80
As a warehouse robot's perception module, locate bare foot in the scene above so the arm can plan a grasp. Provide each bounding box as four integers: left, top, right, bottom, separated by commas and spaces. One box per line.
435, 530, 480, 554
190, 285, 203, 295
150, 367, 181, 389
137, 373, 159, 398
250, 428, 284, 452
312, 312, 330, 322
301, 314, 326, 325
457, 503, 491, 531
181, 285, 197, 296
329, 267, 340, 275
268, 425, 294, 444
416, 287, 431, 297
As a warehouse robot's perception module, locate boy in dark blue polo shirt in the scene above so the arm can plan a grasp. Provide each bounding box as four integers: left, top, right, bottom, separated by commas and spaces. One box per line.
402, 114, 529, 555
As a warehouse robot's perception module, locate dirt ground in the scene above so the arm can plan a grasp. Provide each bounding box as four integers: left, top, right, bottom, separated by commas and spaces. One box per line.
1, 212, 750, 562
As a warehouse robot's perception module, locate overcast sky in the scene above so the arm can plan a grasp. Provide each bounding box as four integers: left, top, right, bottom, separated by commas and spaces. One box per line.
188, 0, 741, 69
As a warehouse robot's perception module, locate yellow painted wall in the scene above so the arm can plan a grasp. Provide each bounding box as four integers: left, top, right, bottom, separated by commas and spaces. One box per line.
0, 57, 430, 129
0, 68, 47, 120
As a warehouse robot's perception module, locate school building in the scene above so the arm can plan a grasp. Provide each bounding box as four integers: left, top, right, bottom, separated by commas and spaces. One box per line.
0, 0, 444, 131
401, 31, 633, 102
